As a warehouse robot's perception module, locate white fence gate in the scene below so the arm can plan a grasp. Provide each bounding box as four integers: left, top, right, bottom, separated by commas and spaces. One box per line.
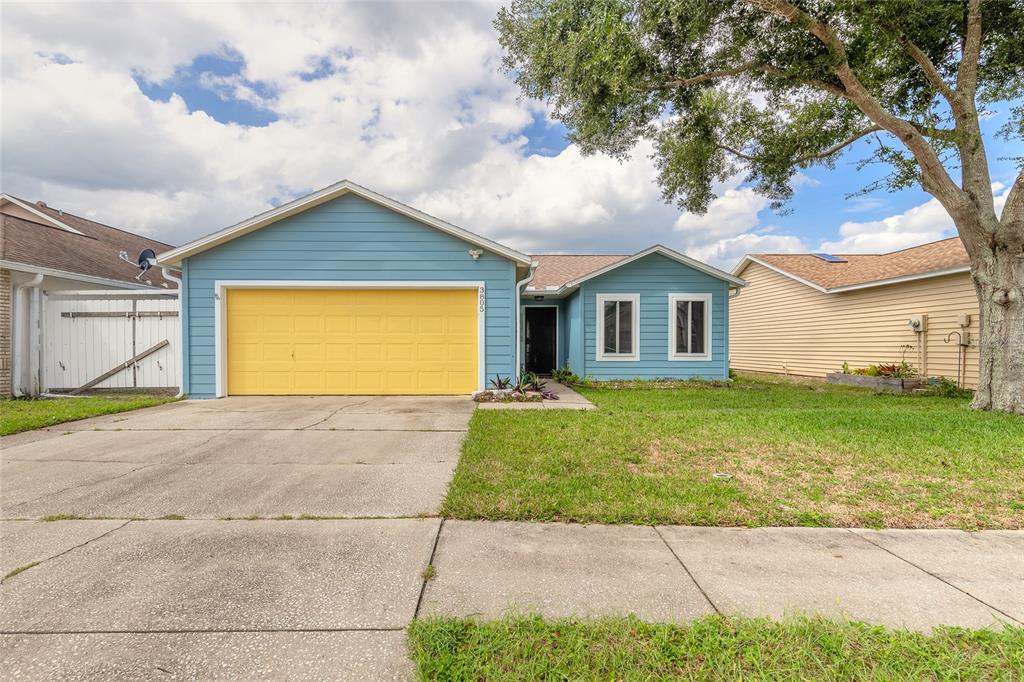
43, 291, 179, 392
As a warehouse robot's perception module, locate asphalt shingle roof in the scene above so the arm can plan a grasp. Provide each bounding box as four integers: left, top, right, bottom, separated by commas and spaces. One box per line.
1, 198, 177, 289
751, 237, 969, 290
526, 254, 628, 291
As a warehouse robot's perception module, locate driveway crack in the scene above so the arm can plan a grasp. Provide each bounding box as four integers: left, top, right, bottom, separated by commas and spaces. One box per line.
414, 518, 445, 619
10, 464, 160, 510
849, 529, 1022, 625
301, 401, 370, 430
654, 526, 720, 615
1, 520, 132, 584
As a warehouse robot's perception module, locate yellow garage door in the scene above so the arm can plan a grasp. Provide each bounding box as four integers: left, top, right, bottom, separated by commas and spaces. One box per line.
226, 288, 478, 395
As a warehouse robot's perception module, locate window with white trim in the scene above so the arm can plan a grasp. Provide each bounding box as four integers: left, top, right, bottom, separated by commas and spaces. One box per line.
668, 294, 711, 360
596, 294, 639, 361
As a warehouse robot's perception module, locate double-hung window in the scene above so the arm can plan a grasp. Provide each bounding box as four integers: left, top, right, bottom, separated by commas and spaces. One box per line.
596, 294, 639, 361
668, 294, 711, 360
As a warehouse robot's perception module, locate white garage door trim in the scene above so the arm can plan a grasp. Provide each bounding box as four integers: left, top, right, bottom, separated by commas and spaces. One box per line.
213, 280, 486, 397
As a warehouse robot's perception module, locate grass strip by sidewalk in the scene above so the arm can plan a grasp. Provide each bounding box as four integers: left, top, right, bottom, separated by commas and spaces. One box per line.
408, 614, 1024, 681
0, 394, 176, 436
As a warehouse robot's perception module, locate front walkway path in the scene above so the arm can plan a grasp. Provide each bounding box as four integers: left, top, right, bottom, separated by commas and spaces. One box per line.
3, 519, 1021, 679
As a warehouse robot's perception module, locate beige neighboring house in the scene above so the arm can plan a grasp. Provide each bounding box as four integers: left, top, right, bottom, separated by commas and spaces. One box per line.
1, 194, 176, 396
730, 237, 980, 388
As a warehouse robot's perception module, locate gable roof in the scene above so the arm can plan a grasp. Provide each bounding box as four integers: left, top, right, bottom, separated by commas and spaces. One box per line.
734, 237, 970, 293
528, 245, 746, 293
528, 254, 629, 291
157, 179, 533, 267
0, 195, 177, 289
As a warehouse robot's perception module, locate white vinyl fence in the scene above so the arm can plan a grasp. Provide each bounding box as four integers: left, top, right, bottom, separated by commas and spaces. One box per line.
43, 291, 179, 392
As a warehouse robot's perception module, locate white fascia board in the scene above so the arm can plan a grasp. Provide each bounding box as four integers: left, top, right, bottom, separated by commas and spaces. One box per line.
558, 245, 747, 293
157, 180, 532, 267
0, 260, 161, 290
0, 194, 84, 235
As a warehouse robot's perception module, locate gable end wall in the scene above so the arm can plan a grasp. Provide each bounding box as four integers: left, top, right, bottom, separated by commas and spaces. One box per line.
182, 193, 517, 397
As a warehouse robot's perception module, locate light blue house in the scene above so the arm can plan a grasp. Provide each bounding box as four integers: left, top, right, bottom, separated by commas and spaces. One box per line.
157, 181, 745, 397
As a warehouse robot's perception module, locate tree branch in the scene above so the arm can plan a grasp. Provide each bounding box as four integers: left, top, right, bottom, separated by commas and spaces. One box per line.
958, 0, 983, 101
716, 125, 882, 165
647, 61, 850, 100
909, 122, 957, 141
747, 0, 976, 231
999, 171, 1024, 245
892, 32, 966, 118
662, 61, 765, 88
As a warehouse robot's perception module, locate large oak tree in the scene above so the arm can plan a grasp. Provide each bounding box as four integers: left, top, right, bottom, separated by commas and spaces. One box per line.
497, 0, 1023, 413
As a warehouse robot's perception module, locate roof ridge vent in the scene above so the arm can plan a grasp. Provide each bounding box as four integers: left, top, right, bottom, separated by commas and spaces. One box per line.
812, 252, 847, 263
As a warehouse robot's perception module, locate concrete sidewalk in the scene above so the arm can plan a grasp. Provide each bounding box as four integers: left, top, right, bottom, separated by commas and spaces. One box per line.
2, 519, 1021, 679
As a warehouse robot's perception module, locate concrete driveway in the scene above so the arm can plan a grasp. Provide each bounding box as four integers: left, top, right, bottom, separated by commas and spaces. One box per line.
2, 395, 473, 519
1, 396, 474, 679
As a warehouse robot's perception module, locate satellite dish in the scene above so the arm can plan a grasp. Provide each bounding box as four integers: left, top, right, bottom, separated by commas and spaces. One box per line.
138, 249, 156, 272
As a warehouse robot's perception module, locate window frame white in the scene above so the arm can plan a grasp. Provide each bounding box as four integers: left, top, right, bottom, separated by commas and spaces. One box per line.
595, 293, 640, 362
667, 293, 712, 361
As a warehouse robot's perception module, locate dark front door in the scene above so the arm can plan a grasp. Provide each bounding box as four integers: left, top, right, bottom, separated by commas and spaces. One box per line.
524, 307, 557, 375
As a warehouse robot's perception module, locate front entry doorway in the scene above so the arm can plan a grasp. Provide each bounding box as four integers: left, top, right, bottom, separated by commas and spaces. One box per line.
524, 306, 557, 375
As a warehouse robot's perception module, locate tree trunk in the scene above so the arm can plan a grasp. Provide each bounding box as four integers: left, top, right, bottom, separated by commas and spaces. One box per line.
970, 247, 1024, 414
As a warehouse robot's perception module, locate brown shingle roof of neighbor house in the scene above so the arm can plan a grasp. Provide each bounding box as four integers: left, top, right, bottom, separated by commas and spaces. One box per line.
0, 197, 177, 289
748, 237, 970, 291
527, 254, 629, 291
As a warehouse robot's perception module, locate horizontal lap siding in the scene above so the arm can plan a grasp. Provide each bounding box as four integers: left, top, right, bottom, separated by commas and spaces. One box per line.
564, 289, 583, 374
729, 263, 980, 387
183, 194, 516, 397
581, 253, 729, 380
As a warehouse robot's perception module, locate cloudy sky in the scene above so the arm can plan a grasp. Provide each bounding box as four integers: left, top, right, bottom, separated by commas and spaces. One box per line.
2, 2, 1020, 268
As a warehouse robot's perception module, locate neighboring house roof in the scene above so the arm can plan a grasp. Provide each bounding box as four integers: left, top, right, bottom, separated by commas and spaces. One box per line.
157, 179, 533, 267
528, 245, 747, 293
734, 237, 970, 293
0, 194, 177, 289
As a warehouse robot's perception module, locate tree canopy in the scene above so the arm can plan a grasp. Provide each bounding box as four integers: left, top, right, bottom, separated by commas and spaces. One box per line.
497, 0, 1022, 216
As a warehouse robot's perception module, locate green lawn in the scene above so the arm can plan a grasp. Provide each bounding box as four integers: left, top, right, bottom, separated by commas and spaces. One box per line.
408, 615, 1024, 681
0, 394, 176, 436
442, 374, 1024, 529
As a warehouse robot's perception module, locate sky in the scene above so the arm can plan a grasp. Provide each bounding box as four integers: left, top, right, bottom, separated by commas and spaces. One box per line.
1, 1, 1020, 270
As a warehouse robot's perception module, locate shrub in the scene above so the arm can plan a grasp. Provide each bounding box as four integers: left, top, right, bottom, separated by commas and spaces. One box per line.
923, 377, 974, 399
552, 365, 581, 385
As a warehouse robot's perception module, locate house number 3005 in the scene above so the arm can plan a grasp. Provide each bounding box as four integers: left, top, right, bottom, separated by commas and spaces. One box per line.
478, 287, 486, 313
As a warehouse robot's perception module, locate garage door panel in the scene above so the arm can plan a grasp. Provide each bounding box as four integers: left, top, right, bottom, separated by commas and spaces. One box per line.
263, 316, 293, 335
226, 288, 477, 395
325, 343, 354, 361
294, 343, 323, 362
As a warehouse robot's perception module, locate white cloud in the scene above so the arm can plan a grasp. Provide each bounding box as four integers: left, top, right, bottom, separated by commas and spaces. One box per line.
692, 233, 807, 270
820, 184, 1011, 254
1, 0, 972, 270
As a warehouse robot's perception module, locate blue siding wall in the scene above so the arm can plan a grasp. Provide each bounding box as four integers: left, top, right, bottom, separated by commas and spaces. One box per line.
183, 194, 517, 397
564, 289, 583, 374
579, 253, 729, 379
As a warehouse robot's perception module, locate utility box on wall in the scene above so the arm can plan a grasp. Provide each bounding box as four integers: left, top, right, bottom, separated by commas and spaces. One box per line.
907, 314, 928, 332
